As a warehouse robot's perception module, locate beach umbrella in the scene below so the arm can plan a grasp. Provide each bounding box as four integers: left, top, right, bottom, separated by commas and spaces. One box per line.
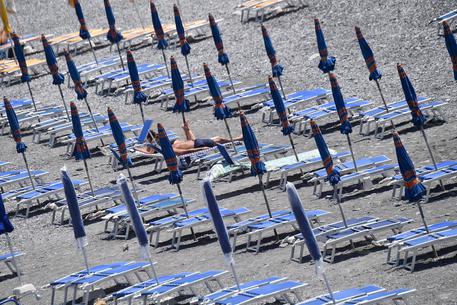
310, 119, 346, 226
103, 0, 125, 69
70, 102, 94, 196
171, 56, 190, 123
3, 97, 35, 190
286, 183, 336, 304
117, 173, 159, 284
174, 4, 193, 86
314, 18, 335, 74
396, 64, 439, 172
262, 25, 286, 99
65, 50, 100, 134
442, 21, 457, 81
61, 166, 91, 273
268, 76, 299, 162
240, 113, 273, 219
0, 0, 12, 34
12, 33, 37, 111
203, 63, 236, 151
201, 178, 240, 290
127, 50, 147, 123
354, 26, 394, 129
41, 34, 69, 120
329, 73, 358, 172
0, 193, 23, 285
108, 107, 138, 200
73, 0, 98, 63
209, 14, 235, 95
150, 1, 169, 77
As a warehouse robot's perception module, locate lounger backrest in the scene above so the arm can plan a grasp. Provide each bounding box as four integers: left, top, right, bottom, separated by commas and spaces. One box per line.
136, 119, 153, 143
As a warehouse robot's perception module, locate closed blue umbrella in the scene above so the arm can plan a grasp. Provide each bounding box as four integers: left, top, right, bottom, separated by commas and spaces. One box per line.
262, 26, 286, 99
61, 167, 91, 274
73, 0, 98, 63
442, 21, 457, 80
286, 182, 335, 304
170, 56, 190, 121
4, 97, 34, 189
127, 50, 147, 123
117, 173, 159, 284
173, 4, 190, 56
150, 1, 169, 77
41, 34, 69, 120
104, 0, 124, 69
355, 27, 381, 81
314, 19, 335, 73
397, 64, 439, 172
202, 178, 240, 290
329, 72, 358, 172
12, 32, 37, 111
70, 102, 94, 195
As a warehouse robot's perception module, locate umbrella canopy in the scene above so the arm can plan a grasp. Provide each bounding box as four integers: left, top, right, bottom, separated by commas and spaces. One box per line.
442, 21, 457, 80
3, 97, 26, 153
314, 18, 335, 73
157, 123, 183, 184
286, 182, 323, 273
104, 0, 123, 44
65, 50, 87, 100
117, 173, 149, 259
268, 76, 293, 135
202, 178, 233, 263
108, 107, 132, 167
41, 34, 65, 85
173, 4, 190, 56
127, 50, 147, 104
74, 0, 90, 40
171, 56, 190, 113
355, 26, 381, 81
204, 63, 232, 120
61, 167, 87, 249
0, 0, 12, 34
329, 73, 352, 134
396, 64, 426, 127
70, 102, 90, 160
392, 131, 426, 202
150, 1, 168, 50
240, 113, 266, 176
0, 193, 14, 235
261, 25, 283, 77
11, 33, 30, 82
209, 14, 229, 66
310, 120, 340, 185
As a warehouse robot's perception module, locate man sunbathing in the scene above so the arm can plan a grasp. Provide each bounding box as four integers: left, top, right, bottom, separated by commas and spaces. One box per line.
136, 121, 242, 156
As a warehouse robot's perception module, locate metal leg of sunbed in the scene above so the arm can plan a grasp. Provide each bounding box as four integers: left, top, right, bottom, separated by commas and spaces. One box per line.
4, 260, 17, 274
50, 287, 56, 305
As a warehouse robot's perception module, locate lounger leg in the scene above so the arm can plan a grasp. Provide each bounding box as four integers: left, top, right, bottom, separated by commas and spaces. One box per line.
50, 288, 56, 305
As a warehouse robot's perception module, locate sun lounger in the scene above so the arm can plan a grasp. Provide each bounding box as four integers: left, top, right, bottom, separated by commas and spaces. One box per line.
373, 100, 447, 139
244, 210, 329, 254
140, 270, 228, 305
0, 58, 46, 85
3, 179, 86, 218
0, 170, 48, 190
240, 0, 307, 23
62, 29, 108, 55
296, 285, 384, 305
338, 288, 415, 305
358, 96, 431, 135
50, 28, 106, 53
0, 106, 66, 134
214, 280, 307, 305
223, 84, 270, 107
0, 99, 37, 114
49, 261, 154, 305
319, 217, 413, 263
0, 161, 8, 170
290, 216, 378, 263
76, 56, 122, 85
260, 88, 331, 124
0, 252, 24, 275
430, 9, 457, 35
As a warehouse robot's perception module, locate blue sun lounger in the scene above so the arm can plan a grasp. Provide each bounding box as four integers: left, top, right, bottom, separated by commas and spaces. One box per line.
340, 288, 415, 304
0, 170, 48, 190
140, 270, 228, 305
0, 99, 36, 114
430, 9, 457, 35
297, 285, 384, 305
77, 56, 121, 84
0, 106, 66, 134
223, 84, 270, 107
49, 261, 154, 305
0, 252, 24, 275
214, 280, 308, 305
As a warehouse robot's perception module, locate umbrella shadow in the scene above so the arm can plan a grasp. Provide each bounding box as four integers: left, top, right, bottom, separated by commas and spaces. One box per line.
243, 4, 307, 23
320, 180, 393, 202
233, 231, 295, 254
213, 183, 265, 201
373, 119, 446, 140
156, 229, 218, 252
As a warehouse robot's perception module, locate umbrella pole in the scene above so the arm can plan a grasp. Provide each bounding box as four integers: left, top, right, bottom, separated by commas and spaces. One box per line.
276, 75, 287, 101
345, 134, 358, 172
57, 84, 70, 120
419, 126, 444, 189
21, 152, 35, 190
126, 166, 139, 202
258, 174, 278, 238
116, 42, 125, 71
139, 103, 146, 124
82, 97, 100, 133
184, 55, 198, 104
147, 254, 160, 284
5, 233, 23, 285
81, 246, 90, 274
26, 81, 37, 111
321, 272, 336, 305
229, 261, 241, 291
332, 186, 347, 227
223, 118, 238, 154
176, 183, 197, 241
288, 134, 300, 162
161, 49, 170, 78
416, 201, 438, 258
224, 64, 236, 95
83, 159, 95, 196
88, 38, 99, 65
374, 80, 395, 129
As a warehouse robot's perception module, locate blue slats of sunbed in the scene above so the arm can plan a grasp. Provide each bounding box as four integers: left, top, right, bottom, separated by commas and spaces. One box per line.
387, 220, 457, 242
16, 180, 85, 200
341, 288, 413, 305
228, 210, 290, 231
0, 252, 22, 261
149, 208, 209, 227
248, 210, 327, 230
224, 87, 270, 105
298, 285, 383, 305
50, 263, 127, 285
424, 160, 457, 170
72, 261, 150, 285
403, 228, 457, 247
174, 208, 249, 228
142, 270, 225, 295
263, 88, 330, 108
